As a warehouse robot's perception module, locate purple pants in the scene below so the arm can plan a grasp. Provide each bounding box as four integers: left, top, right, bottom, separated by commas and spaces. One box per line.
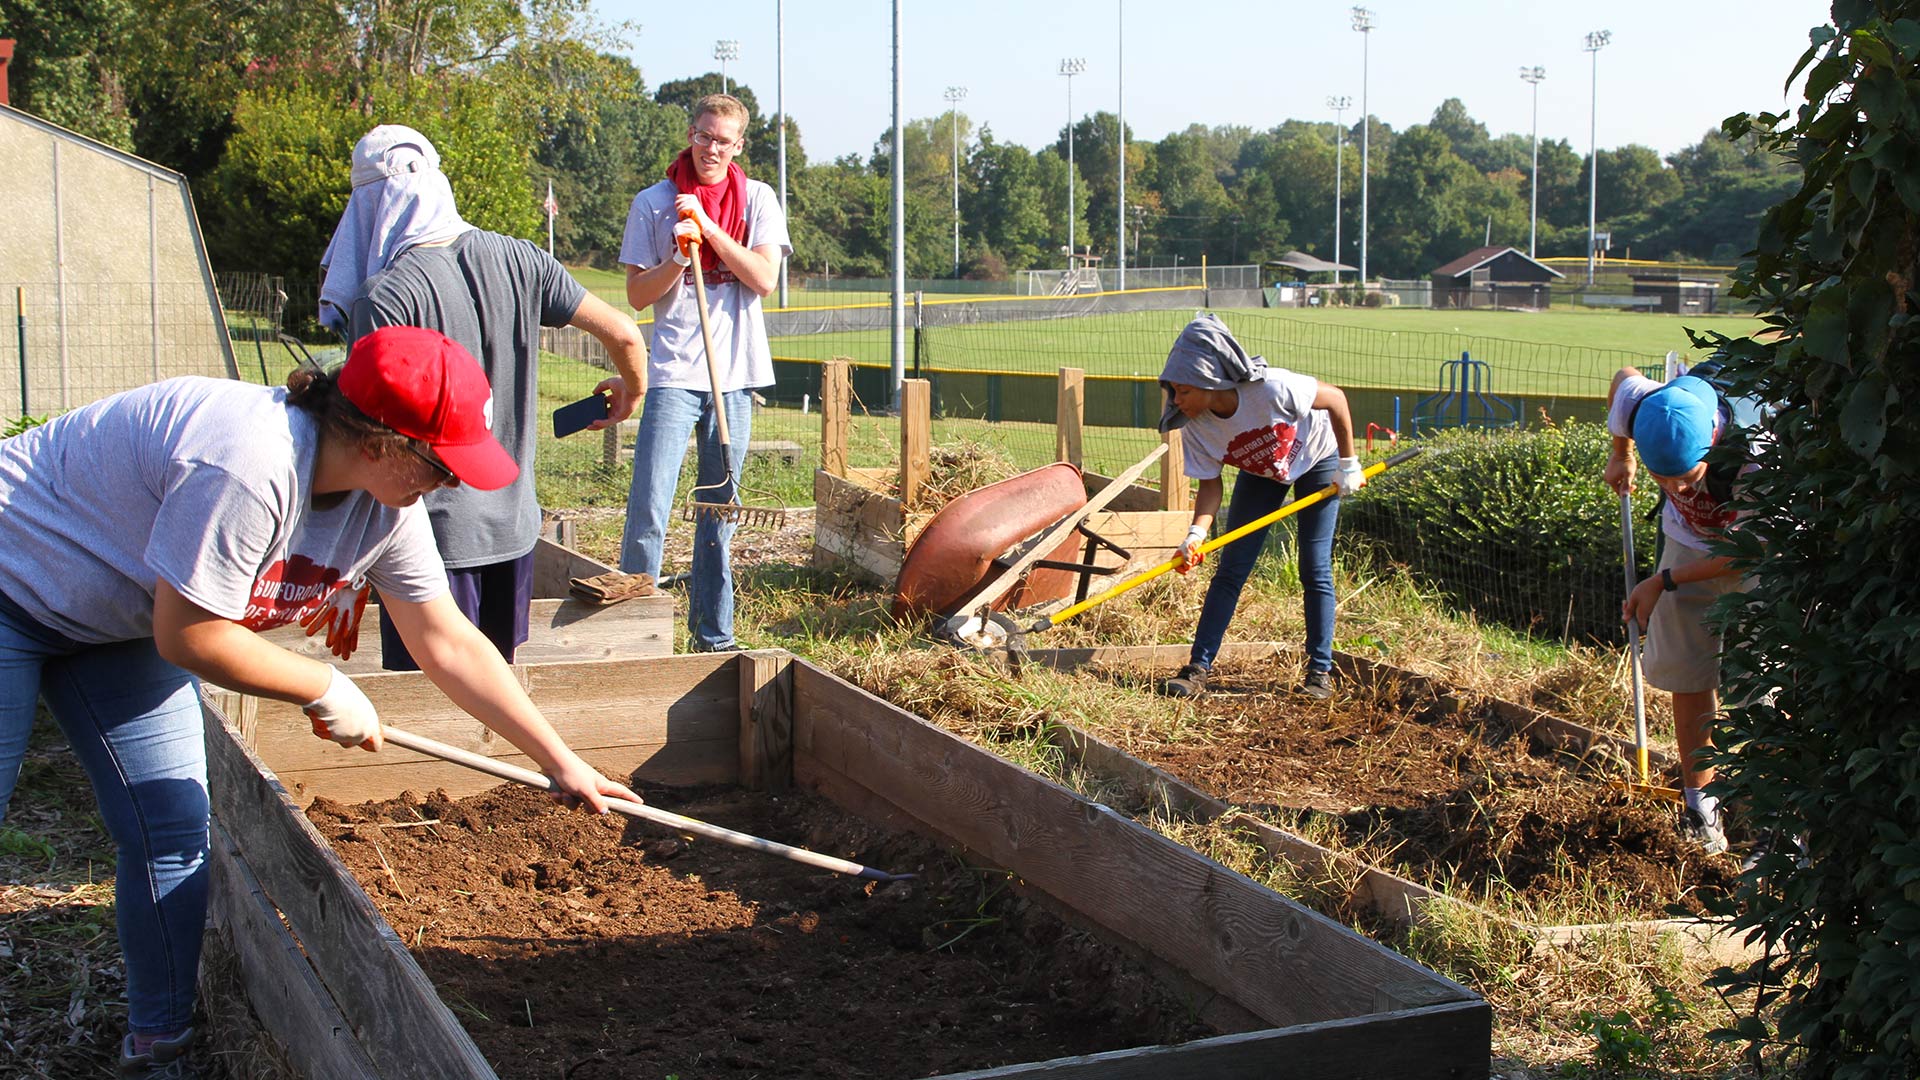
378, 548, 536, 670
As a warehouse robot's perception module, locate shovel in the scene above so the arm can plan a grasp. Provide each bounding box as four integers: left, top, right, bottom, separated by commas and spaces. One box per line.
1010, 446, 1424, 641
1609, 492, 1682, 803
379, 725, 913, 882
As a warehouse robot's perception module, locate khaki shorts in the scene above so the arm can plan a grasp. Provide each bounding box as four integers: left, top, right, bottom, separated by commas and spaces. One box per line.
1642, 541, 1745, 694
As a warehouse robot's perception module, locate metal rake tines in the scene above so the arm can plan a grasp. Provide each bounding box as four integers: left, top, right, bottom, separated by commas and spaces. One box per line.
682, 499, 789, 528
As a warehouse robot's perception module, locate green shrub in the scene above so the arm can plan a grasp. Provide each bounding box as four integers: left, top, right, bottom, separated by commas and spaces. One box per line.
1340, 422, 1659, 643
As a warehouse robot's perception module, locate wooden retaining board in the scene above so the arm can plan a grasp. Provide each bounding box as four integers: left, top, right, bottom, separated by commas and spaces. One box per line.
201, 650, 1490, 1080
1020, 641, 1748, 962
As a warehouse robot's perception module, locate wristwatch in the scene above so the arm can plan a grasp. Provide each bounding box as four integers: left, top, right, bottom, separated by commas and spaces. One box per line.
1661, 568, 1678, 592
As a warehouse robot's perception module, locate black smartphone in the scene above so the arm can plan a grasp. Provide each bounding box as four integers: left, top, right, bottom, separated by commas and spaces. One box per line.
552, 393, 611, 438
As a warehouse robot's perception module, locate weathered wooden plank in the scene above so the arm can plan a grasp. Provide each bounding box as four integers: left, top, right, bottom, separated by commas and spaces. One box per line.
204, 819, 381, 1079
1056, 367, 1084, 467
1080, 509, 1190, 555
789, 662, 1474, 1030
270, 741, 738, 807
845, 465, 896, 488
738, 650, 793, 793
242, 655, 741, 792
900, 379, 932, 507
248, 598, 672, 677
929, 1000, 1490, 1080
201, 696, 497, 1080
1161, 431, 1190, 511
820, 359, 849, 478
1079, 472, 1163, 514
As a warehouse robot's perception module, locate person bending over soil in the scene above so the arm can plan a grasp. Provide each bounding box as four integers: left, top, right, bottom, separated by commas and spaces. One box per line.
1157, 313, 1366, 701
0, 327, 642, 1078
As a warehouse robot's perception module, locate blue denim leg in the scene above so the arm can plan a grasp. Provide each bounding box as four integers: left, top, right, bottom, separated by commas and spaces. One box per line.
686, 389, 755, 650
1188, 455, 1341, 673
0, 593, 208, 1036
621, 387, 707, 581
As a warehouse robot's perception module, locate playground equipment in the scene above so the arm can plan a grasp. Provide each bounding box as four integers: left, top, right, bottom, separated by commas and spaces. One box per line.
1411, 351, 1522, 435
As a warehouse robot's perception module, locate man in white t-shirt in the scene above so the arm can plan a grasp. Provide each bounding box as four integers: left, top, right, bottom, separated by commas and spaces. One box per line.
1606, 366, 1752, 855
617, 93, 792, 651
1157, 313, 1366, 701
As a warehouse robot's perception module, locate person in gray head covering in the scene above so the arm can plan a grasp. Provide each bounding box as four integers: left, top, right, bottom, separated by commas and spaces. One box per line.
1155, 312, 1366, 701
327, 124, 649, 673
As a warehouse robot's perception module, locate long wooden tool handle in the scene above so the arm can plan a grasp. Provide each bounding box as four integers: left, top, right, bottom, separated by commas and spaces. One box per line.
964, 443, 1169, 617
681, 212, 733, 455
1034, 447, 1423, 632
1620, 492, 1650, 786
379, 725, 909, 882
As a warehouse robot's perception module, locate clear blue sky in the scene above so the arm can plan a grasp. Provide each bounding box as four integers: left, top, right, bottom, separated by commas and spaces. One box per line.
591, 1, 1829, 165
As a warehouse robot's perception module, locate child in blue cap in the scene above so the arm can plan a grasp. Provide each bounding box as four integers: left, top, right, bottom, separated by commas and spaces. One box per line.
1605, 365, 1753, 854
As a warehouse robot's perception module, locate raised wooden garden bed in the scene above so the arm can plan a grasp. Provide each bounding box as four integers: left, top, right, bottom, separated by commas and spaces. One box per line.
811, 360, 1192, 589
198, 650, 1491, 1079
1020, 642, 1748, 962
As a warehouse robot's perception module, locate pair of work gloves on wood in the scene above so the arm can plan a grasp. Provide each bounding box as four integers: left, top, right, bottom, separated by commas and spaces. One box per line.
1175, 457, 1367, 572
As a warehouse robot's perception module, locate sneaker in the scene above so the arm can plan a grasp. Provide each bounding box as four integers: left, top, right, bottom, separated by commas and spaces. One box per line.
1162, 663, 1209, 698
119, 1029, 198, 1079
1299, 670, 1334, 700
1679, 807, 1730, 856
1741, 830, 1810, 873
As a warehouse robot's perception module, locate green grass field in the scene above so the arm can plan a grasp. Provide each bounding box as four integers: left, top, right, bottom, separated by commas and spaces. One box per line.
567, 265, 1019, 315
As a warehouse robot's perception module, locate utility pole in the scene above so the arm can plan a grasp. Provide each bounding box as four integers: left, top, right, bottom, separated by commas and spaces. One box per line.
1520, 66, 1546, 259
1116, 0, 1126, 291
1328, 95, 1350, 283
1584, 30, 1611, 286
945, 85, 967, 277
777, 4, 788, 307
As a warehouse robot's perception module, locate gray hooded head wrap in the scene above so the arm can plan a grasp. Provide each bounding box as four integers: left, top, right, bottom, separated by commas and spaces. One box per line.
1157, 312, 1269, 432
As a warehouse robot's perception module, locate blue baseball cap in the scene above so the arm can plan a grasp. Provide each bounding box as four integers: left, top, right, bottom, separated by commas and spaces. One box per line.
1632, 375, 1718, 476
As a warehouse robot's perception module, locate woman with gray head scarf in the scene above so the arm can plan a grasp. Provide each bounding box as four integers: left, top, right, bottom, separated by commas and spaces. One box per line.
1155, 313, 1366, 700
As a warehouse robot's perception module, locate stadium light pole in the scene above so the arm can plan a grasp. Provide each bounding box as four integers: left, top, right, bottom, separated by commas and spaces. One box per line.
714, 39, 739, 95
1520, 66, 1545, 260
1350, 7, 1373, 286
1060, 57, 1087, 274
1328, 95, 1350, 284
1584, 30, 1610, 286
944, 86, 967, 277
776, 3, 788, 307
888, 4, 904, 400
1116, 0, 1126, 291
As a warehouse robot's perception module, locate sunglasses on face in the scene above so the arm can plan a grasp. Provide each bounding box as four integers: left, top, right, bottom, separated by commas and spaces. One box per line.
406, 443, 458, 487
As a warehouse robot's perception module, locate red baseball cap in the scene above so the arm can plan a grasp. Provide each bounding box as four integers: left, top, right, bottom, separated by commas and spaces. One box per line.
338, 326, 518, 491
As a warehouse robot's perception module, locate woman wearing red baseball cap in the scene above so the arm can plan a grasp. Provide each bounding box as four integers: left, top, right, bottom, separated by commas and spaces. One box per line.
0, 326, 642, 1078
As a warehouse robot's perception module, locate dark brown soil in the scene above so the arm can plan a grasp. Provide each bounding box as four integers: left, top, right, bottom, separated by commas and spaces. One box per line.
1123, 661, 1738, 918
305, 783, 1213, 1079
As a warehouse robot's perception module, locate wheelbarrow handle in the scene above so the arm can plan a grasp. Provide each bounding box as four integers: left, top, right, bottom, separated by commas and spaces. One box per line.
378, 724, 912, 882
1030, 447, 1424, 633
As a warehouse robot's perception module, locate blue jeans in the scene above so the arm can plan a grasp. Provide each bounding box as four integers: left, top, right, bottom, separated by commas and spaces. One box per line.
0, 591, 208, 1037
1190, 456, 1341, 674
620, 386, 755, 651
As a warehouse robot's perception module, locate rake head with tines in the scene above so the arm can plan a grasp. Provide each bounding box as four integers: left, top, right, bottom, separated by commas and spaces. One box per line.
682, 476, 788, 528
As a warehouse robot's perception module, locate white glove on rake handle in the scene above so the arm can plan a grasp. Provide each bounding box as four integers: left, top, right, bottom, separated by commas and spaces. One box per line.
303, 667, 380, 748
1335, 457, 1367, 496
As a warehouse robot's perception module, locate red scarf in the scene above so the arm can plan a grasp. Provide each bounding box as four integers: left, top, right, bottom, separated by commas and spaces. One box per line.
667, 150, 749, 279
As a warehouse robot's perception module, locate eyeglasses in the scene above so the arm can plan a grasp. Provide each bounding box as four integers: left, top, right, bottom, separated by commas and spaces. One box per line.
406, 443, 458, 487
690, 128, 741, 150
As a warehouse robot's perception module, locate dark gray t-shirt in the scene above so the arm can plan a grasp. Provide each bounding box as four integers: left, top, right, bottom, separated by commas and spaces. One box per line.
0, 377, 446, 645
350, 230, 586, 569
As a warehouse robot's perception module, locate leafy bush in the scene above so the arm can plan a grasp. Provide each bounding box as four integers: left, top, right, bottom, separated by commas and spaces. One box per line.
1341, 422, 1659, 643
1698, 7, 1920, 1077
3, 415, 49, 439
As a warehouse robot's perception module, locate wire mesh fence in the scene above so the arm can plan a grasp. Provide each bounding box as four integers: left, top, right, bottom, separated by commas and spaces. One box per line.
2, 281, 236, 418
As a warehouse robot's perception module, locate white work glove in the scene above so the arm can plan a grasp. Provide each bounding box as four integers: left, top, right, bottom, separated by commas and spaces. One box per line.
1175, 523, 1209, 575
1335, 456, 1367, 496
671, 219, 699, 266
303, 667, 381, 749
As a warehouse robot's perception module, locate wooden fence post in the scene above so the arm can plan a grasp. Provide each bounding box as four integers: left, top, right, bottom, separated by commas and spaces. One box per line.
1056, 366, 1084, 466
899, 379, 931, 507
1161, 429, 1190, 511
821, 359, 850, 477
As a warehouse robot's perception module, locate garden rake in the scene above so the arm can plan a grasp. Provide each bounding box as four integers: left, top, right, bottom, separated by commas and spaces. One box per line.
379, 724, 913, 882
680, 211, 787, 529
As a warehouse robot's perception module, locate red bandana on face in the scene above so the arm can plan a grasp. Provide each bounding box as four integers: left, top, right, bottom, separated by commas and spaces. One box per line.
667, 149, 749, 278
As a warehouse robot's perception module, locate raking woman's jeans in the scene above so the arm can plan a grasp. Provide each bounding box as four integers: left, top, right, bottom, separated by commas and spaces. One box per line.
1188, 455, 1341, 674
0, 590, 208, 1037
620, 386, 757, 651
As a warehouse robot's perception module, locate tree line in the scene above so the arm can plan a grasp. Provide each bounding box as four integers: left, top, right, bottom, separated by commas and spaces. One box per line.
4, 0, 1794, 285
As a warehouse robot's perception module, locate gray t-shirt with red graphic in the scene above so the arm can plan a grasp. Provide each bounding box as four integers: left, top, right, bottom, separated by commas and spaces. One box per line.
1178, 372, 1336, 484
0, 377, 446, 645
